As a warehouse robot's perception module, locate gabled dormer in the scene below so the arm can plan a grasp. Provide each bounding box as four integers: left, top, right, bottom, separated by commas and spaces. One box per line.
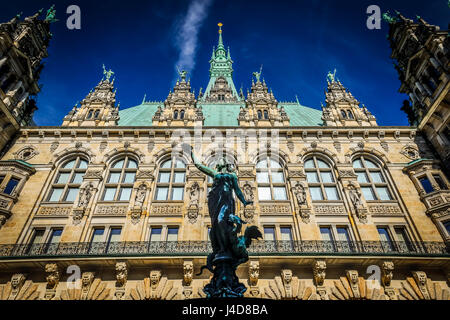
152, 70, 203, 127
62, 65, 120, 127
238, 69, 290, 127
321, 70, 377, 127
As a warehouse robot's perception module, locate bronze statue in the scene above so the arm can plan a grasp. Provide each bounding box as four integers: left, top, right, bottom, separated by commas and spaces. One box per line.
189, 146, 262, 297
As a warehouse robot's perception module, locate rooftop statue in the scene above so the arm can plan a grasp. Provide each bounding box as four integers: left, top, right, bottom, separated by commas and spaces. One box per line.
176, 66, 188, 81
382, 11, 398, 24
327, 68, 337, 83
45, 4, 58, 23
102, 64, 114, 81
189, 145, 262, 297
252, 65, 263, 83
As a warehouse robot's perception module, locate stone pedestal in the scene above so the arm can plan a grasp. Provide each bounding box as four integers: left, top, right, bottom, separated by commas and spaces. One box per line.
203, 254, 246, 298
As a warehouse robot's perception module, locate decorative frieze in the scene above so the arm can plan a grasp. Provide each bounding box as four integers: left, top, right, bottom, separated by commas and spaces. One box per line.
368, 204, 403, 216
95, 205, 127, 216
259, 203, 291, 215
314, 205, 346, 215
151, 204, 182, 215
37, 206, 71, 216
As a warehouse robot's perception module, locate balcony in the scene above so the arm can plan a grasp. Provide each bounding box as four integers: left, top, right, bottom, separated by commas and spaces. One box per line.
0, 240, 447, 259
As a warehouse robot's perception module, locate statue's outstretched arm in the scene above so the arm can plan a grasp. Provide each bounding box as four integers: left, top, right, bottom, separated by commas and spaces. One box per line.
191, 148, 216, 178
232, 174, 252, 206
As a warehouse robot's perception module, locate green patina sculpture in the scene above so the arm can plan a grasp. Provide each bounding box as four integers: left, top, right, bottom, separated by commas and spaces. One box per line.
102, 64, 115, 81
45, 5, 58, 23
252, 65, 263, 82
189, 146, 262, 297
327, 68, 337, 83
382, 11, 398, 24
176, 67, 188, 81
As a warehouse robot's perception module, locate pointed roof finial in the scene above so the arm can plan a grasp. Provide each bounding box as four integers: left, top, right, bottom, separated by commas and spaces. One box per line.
295, 95, 300, 105
142, 94, 147, 104
217, 22, 224, 48
327, 68, 337, 83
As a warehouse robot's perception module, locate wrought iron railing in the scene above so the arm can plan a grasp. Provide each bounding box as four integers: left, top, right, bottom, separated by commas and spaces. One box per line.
0, 240, 447, 259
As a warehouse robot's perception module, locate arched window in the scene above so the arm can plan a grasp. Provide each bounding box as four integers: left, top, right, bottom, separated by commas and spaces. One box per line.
180, 110, 185, 119
304, 156, 340, 201
347, 110, 354, 119
173, 110, 178, 119
353, 156, 393, 201
256, 158, 287, 200
48, 157, 88, 202
155, 158, 186, 201
86, 110, 93, 119
257, 110, 262, 120
341, 110, 347, 119
263, 110, 269, 119
102, 157, 137, 201
94, 109, 100, 119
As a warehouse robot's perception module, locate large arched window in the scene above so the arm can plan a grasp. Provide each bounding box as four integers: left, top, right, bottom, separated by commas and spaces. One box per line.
155, 158, 186, 201
256, 158, 287, 201
353, 156, 393, 201
48, 157, 88, 202
102, 157, 137, 201
304, 156, 340, 201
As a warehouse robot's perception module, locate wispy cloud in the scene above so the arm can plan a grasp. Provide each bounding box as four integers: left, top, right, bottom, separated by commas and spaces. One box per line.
174, 0, 213, 77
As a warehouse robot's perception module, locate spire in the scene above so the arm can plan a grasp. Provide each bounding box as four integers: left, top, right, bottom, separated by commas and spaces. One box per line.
202, 22, 240, 102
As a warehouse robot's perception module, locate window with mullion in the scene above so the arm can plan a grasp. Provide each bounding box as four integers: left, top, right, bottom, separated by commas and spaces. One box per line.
353, 156, 392, 201
305, 156, 340, 201
103, 157, 137, 201
48, 157, 87, 202
257, 158, 287, 201
155, 158, 186, 201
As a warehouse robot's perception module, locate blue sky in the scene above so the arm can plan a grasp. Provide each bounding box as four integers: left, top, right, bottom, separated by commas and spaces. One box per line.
1, 0, 449, 126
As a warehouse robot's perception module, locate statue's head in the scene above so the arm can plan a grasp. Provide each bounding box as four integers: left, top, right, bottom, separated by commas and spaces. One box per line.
215, 156, 235, 173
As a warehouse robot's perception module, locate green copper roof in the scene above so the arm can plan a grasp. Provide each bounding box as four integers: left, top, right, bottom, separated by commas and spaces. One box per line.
280, 102, 323, 126
200, 103, 243, 126
118, 102, 323, 127
118, 102, 161, 126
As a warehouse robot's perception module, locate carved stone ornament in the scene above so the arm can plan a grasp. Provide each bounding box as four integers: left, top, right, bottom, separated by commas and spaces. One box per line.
412, 271, 430, 300
84, 170, 103, 180
134, 183, 147, 208
72, 208, 85, 225
346, 270, 361, 299
45, 263, 60, 289
50, 142, 59, 153
136, 170, 155, 180
281, 269, 293, 298
300, 208, 311, 224
400, 144, 420, 160
81, 272, 95, 300
44, 263, 60, 300
248, 261, 260, 287
115, 262, 128, 288
292, 182, 306, 206
10, 273, 26, 300
187, 205, 199, 224
242, 182, 254, 202
78, 182, 95, 208
13, 146, 39, 161
150, 270, 162, 290
313, 260, 326, 286
381, 261, 394, 287
183, 261, 194, 286
130, 207, 142, 224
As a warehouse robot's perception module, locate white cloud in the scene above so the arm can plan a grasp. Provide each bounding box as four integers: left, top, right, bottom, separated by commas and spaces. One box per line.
174, 0, 213, 76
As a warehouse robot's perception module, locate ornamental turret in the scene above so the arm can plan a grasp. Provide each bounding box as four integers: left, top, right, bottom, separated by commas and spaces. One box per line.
238, 67, 290, 127
321, 69, 377, 127
62, 65, 120, 127
384, 11, 449, 171
0, 7, 55, 153
201, 23, 240, 103
152, 70, 204, 126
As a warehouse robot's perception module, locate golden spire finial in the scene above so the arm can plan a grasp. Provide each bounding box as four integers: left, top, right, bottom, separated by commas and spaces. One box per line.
218, 22, 223, 34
